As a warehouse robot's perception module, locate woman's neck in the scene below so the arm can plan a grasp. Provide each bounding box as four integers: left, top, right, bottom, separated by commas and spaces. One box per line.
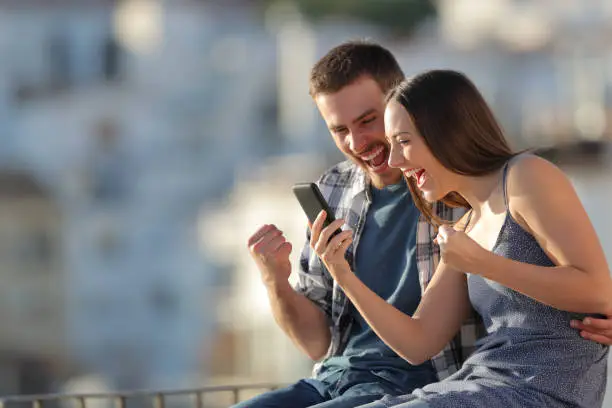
454, 169, 504, 215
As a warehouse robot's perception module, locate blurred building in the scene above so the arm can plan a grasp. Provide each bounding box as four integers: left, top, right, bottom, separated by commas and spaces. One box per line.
198, 155, 326, 384
0, 171, 66, 395
394, 0, 612, 149
0, 0, 279, 394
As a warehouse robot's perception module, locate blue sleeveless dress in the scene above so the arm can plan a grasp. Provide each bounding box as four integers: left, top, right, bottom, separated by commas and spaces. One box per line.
378, 160, 609, 408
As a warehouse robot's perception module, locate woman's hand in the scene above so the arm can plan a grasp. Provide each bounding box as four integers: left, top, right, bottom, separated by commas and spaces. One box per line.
310, 210, 353, 281
436, 225, 488, 273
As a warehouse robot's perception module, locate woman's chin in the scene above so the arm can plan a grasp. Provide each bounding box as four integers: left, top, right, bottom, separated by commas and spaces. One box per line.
421, 189, 445, 203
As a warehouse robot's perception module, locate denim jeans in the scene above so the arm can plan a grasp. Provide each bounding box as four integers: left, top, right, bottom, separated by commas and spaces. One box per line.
231, 367, 436, 408
230, 379, 384, 408
353, 395, 431, 408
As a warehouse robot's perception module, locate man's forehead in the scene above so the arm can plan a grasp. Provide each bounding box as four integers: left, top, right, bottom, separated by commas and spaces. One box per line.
316, 95, 383, 127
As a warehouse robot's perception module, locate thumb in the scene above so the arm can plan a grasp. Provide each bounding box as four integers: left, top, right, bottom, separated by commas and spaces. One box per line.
438, 225, 455, 240
278, 241, 293, 256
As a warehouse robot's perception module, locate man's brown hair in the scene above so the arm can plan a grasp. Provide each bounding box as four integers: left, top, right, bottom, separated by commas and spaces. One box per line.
309, 40, 405, 97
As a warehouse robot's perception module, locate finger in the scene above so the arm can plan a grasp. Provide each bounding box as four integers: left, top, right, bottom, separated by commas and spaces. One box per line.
310, 211, 327, 248
322, 234, 353, 261
314, 221, 346, 255
335, 234, 353, 254
326, 230, 353, 252
248, 224, 273, 246
580, 330, 612, 346
572, 319, 611, 334
437, 228, 448, 243
251, 229, 283, 254
276, 241, 293, 257
268, 234, 288, 251
570, 320, 587, 331
571, 318, 612, 336
260, 235, 286, 256
438, 225, 454, 239
318, 219, 345, 247
581, 316, 612, 330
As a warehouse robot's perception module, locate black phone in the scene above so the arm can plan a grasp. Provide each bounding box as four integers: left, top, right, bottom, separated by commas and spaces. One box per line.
292, 182, 342, 238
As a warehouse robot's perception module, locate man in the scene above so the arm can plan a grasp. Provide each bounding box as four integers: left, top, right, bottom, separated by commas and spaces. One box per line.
238, 41, 612, 408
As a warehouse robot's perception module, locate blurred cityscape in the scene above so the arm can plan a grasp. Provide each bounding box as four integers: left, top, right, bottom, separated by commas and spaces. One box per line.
0, 0, 610, 406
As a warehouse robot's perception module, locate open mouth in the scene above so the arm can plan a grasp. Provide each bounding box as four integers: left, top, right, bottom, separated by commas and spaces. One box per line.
404, 168, 428, 188
359, 145, 388, 172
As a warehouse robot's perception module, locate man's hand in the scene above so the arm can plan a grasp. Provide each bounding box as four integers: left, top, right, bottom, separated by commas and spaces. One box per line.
248, 224, 293, 287
248, 223, 331, 360
571, 315, 612, 345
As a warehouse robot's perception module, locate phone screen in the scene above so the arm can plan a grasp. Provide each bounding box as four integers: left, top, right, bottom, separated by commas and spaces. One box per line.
292, 182, 341, 236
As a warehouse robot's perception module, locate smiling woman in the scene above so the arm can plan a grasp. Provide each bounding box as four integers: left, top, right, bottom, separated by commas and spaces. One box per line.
384, 70, 516, 226
319, 69, 612, 408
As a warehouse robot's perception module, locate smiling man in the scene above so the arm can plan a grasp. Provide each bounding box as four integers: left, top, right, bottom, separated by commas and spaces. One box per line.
237, 41, 472, 408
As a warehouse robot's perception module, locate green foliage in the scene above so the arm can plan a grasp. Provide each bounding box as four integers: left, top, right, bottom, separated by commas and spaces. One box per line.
264, 0, 436, 36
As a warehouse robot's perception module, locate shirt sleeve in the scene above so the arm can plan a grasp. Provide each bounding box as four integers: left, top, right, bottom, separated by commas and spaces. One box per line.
291, 225, 334, 325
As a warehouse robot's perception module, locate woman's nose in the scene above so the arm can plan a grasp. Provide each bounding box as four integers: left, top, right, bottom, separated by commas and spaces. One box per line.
387, 143, 404, 168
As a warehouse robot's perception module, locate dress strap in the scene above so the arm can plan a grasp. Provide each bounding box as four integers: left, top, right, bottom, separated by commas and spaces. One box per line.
501, 160, 511, 211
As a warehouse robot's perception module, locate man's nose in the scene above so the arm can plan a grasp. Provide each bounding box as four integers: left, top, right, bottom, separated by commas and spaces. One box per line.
348, 130, 368, 153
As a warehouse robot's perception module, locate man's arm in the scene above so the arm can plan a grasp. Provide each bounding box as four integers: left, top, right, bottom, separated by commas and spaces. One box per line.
248, 224, 331, 361
265, 279, 331, 360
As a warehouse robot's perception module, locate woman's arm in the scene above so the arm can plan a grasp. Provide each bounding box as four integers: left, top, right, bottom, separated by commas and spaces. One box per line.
335, 259, 471, 365
473, 155, 612, 314
310, 211, 471, 365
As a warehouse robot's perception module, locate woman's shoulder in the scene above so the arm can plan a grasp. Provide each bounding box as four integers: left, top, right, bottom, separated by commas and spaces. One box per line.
506, 153, 566, 193
505, 152, 576, 224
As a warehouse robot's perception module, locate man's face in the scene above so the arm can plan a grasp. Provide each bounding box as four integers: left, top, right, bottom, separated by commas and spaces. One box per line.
314, 76, 402, 189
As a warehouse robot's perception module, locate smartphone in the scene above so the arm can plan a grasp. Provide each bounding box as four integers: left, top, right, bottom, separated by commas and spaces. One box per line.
292, 182, 342, 238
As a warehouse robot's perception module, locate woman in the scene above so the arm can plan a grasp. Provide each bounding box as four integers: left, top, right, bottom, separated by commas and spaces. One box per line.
310, 70, 611, 407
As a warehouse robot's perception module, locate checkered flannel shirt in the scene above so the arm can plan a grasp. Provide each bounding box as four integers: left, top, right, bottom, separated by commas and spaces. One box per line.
293, 160, 484, 380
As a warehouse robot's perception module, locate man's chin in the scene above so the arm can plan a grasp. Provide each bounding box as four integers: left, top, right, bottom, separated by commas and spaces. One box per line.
369, 168, 403, 189
348, 157, 401, 188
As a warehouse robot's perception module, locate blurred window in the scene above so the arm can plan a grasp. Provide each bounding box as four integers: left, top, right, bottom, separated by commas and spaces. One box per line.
18, 230, 53, 267
103, 37, 122, 81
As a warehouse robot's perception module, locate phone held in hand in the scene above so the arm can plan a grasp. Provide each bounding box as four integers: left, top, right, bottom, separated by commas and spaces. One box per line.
292, 182, 342, 239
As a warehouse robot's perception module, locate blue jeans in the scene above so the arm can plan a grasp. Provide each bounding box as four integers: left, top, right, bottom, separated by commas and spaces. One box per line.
231, 379, 385, 408
231, 367, 435, 408
354, 395, 431, 408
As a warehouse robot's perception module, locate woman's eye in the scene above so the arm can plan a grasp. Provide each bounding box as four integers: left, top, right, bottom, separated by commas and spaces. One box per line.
398, 139, 410, 145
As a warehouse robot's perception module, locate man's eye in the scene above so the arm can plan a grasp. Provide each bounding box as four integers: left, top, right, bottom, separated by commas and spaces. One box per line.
362, 117, 376, 124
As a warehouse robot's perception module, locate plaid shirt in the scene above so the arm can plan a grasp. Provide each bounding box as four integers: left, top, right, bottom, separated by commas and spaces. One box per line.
293, 160, 484, 380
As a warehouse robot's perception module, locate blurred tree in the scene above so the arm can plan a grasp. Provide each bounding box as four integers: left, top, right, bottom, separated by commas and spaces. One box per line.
263, 0, 436, 36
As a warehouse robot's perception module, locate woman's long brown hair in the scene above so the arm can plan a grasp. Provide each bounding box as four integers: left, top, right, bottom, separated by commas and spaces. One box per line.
386, 70, 517, 226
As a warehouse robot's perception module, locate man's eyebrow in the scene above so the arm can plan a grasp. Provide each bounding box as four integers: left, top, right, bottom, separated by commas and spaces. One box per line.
329, 108, 378, 132
352, 108, 377, 124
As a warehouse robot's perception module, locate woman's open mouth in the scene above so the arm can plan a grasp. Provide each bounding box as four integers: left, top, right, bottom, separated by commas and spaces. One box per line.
404, 168, 428, 188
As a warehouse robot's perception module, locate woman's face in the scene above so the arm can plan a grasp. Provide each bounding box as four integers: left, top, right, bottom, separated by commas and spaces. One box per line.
384, 100, 454, 202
